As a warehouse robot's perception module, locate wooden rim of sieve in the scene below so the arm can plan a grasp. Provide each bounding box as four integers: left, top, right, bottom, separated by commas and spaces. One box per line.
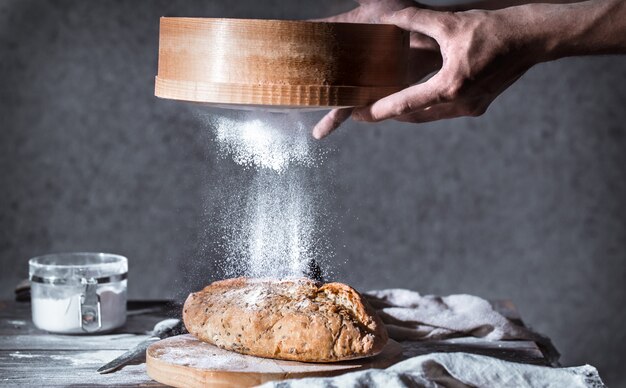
155, 17, 409, 108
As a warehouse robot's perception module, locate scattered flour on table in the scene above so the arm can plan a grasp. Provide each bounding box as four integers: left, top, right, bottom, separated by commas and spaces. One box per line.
9, 352, 40, 359
10, 350, 121, 366
49, 351, 122, 366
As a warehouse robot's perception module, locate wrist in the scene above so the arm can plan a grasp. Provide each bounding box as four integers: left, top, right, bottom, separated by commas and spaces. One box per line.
495, 0, 626, 62
491, 4, 564, 64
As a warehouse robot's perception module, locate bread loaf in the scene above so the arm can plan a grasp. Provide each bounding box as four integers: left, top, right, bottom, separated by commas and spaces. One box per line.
182, 277, 388, 362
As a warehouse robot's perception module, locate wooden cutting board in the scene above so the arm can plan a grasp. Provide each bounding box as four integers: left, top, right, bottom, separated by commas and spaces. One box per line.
146, 334, 403, 388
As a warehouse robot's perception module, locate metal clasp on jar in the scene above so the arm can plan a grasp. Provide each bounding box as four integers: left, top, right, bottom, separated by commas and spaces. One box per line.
79, 277, 102, 332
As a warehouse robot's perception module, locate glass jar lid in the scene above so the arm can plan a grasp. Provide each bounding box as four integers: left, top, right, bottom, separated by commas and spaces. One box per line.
29, 252, 128, 285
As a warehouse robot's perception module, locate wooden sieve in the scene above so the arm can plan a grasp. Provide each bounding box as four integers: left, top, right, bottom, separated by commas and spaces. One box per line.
155, 17, 409, 109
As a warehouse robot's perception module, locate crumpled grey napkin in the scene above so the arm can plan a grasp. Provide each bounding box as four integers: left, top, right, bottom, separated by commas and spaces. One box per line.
259, 352, 605, 388
258, 290, 604, 387
364, 289, 560, 365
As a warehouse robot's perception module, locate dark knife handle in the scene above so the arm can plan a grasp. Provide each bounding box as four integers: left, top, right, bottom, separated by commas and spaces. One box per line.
97, 337, 158, 374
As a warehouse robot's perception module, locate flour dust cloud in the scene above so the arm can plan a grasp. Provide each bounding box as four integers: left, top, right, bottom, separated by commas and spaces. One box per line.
200, 110, 333, 280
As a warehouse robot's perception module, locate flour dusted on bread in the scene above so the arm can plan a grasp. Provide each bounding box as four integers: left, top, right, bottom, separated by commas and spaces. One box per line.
182, 277, 388, 362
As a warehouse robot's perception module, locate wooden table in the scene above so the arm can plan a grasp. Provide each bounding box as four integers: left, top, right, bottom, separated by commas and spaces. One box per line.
0, 300, 548, 386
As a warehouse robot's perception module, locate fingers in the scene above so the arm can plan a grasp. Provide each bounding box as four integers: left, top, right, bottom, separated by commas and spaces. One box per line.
314, 0, 417, 24
381, 7, 446, 40
394, 103, 456, 123
349, 6, 455, 123
352, 74, 446, 122
311, 8, 361, 23
395, 97, 490, 123
312, 108, 354, 140
314, 5, 458, 127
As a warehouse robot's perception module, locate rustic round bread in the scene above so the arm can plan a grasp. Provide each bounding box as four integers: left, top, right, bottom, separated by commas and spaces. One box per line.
182, 277, 388, 362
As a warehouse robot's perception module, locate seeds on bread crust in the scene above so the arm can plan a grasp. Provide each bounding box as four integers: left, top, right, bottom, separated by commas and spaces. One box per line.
183, 277, 388, 362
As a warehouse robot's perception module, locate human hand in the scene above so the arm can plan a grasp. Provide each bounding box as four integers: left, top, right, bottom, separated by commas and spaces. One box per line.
312, 6, 540, 139
311, 0, 444, 139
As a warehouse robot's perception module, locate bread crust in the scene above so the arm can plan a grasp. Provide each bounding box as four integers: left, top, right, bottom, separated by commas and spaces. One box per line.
183, 277, 388, 362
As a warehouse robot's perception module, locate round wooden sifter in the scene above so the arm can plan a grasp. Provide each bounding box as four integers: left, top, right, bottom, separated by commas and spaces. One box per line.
146, 334, 403, 387
155, 18, 409, 110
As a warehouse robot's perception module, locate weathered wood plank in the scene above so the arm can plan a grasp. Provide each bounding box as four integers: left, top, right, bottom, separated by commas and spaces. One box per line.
0, 334, 152, 351
0, 316, 39, 336
0, 350, 162, 386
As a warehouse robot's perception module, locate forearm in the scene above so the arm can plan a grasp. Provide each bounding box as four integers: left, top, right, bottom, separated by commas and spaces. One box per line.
499, 0, 626, 62
439, 0, 583, 11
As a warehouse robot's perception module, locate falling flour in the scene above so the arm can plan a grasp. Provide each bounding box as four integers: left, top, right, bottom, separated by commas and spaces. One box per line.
202, 110, 332, 280
213, 114, 321, 172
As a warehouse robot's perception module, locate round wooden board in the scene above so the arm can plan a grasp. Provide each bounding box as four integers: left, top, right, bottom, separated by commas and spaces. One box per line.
155, 18, 409, 108
146, 334, 403, 388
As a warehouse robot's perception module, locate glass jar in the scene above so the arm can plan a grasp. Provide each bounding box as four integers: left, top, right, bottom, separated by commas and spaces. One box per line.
29, 252, 128, 334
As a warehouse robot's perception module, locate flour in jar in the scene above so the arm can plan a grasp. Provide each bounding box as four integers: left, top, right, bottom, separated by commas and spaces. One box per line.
31, 287, 126, 333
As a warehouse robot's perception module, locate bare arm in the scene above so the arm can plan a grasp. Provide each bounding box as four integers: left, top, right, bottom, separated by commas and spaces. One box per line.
439, 0, 584, 11
313, 0, 626, 139
520, 0, 626, 58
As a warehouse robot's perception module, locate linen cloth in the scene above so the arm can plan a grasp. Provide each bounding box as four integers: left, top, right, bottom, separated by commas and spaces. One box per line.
364, 289, 560, 365
259, 352, 605, 388
260, 289, 604, 387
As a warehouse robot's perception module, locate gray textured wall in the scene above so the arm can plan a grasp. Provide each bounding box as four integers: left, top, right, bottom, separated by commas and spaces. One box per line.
1, 0, 625, 385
